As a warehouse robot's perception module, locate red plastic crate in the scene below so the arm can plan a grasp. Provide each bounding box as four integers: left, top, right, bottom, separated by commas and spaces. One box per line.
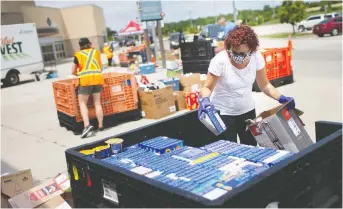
52, 72, 138, 123
261, 46, 292, 81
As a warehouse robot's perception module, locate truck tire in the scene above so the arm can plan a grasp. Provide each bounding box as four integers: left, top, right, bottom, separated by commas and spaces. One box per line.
5, 71, 20, 86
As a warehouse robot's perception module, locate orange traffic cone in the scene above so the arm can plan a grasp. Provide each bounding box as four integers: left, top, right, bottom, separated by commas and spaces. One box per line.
288, 34, 293, 50
151, 55, 158, 67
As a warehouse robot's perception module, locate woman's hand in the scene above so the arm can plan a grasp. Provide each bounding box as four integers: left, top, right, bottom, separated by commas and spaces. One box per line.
198, 97, 214, 118
278, 95, 295, 110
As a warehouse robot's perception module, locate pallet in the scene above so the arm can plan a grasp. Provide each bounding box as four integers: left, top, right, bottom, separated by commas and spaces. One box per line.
253, 74, 294, 92
58, 109, 142, 135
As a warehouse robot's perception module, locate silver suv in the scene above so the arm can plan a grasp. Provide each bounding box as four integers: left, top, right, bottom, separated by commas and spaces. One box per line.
297, 13, 340, 32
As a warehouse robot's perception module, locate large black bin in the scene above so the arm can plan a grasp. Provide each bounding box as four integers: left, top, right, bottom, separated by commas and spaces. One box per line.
65, 111, 342, 208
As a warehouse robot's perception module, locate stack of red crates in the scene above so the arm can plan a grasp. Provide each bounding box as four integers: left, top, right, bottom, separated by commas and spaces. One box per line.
52, 72, 138, 123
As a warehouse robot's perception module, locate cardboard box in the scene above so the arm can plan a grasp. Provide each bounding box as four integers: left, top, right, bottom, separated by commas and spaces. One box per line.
180, 73, 202, 93
8, 174, 70, 208
248, 101, 313, 153
173, 91, 186, 111
139, 86, 176, 119
36, 196, 71, 209
165, 51, 177, 61
1, 169, 33, 208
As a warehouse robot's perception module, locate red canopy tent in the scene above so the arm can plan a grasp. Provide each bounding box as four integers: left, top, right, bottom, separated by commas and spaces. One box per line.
118, 20, 144, 36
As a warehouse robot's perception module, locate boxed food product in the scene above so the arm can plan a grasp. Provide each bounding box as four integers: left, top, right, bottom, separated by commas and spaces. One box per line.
185, 92, 200, 110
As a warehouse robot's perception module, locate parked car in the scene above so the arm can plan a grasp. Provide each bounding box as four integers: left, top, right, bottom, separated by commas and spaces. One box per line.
313, 16, 342, 37
169, 32, 186, 49
199, 24, 222, 40
297, 13, 340, 32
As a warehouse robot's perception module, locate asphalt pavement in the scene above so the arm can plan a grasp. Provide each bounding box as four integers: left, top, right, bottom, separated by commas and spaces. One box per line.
1, 35, 342, 184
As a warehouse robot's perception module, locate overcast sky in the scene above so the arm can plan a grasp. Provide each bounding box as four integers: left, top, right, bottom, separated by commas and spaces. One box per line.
35, 0, 316, 31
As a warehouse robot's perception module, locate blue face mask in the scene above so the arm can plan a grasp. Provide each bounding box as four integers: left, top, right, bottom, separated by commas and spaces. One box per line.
227, 50, 251, 64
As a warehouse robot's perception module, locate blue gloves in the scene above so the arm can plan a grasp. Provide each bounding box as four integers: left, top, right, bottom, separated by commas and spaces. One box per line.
198, 97, 214, 118
278, 95, 295, 110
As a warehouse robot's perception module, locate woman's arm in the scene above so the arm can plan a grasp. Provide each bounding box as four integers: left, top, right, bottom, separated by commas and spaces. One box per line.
71, 63, 78, 76
256, 68, 281, 101
201, 72, 219, 98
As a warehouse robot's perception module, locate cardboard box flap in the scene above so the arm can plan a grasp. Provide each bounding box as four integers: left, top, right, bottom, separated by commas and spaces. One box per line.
8, 174, 70, 208
1, 169, 33, 198
36, 196, 71, 209
258, 100, 303, 119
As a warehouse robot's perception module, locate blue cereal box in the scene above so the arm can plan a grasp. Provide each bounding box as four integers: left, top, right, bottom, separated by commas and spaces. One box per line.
199, 104, 227, 136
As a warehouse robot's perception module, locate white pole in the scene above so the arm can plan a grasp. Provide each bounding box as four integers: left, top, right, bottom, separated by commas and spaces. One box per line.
151, 21, 158, 60
233, 0, 237, 24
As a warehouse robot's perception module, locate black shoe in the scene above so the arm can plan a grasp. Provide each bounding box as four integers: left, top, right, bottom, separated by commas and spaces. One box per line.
81, 125, 94, 138
97, 127, 105, 132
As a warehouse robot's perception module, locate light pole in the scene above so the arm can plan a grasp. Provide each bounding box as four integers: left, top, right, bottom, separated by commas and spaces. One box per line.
233, 0, 237, 24
189, 11, 193, 28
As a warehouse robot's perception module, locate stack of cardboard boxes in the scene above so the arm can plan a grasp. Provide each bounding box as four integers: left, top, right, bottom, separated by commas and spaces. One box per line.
1, 170, 72, 208
138, 73, 207, 119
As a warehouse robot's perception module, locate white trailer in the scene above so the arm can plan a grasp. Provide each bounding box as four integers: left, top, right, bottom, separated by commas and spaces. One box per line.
1, 23, 44, 86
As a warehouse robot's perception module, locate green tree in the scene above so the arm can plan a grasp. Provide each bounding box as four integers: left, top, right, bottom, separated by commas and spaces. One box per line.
106, 27, 115, 41
278, 0, 306, 34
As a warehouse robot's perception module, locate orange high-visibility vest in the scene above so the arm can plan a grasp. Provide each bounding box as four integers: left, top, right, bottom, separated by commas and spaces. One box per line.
74, 48, 104, 87
103, 46, 113, 59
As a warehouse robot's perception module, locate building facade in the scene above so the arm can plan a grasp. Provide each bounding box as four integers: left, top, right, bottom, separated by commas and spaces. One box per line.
1, 0, 107, 63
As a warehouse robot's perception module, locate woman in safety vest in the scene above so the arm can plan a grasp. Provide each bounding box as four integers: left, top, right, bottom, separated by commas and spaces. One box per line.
72, 37, 105, 138
103, 42, 113, 66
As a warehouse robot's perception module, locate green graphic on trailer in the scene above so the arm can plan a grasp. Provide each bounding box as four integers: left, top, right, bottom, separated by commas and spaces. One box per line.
1, 40, 31, 61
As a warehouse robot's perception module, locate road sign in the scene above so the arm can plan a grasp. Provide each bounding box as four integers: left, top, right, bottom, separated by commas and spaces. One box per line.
138, 0, 163, 22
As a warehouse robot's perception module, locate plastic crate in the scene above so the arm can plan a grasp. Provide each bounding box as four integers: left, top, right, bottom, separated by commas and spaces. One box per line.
65, 115, 342, 208
261, 46, 292, 81
180, 41, 215, 62
159, 78, 180, 91
182, 61, 210, 74
118, 53, 128, 62
52, 78, 79, 117
52, 72, 139, 123
139, 63, 156, 75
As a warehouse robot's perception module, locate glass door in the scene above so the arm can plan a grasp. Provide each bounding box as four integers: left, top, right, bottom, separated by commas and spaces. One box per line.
41, 45, 55, 62
54, 41, 66, 60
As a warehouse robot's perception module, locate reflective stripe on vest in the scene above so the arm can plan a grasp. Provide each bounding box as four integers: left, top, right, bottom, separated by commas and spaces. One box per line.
79, 50, 101, 70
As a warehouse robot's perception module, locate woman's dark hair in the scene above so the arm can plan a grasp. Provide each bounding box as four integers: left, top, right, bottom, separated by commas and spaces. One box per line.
80, 44, 91, 50
224, 25, 259, 52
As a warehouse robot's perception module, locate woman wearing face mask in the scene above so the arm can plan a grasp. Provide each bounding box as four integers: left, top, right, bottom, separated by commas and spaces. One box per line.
199, 25, 295, 146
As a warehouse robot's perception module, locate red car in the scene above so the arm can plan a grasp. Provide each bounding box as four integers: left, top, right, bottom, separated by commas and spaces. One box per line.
313, 16, 342, 37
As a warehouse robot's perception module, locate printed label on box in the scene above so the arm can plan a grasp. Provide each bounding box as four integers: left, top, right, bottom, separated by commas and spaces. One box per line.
145, 171, 163, 179
130, 166, 152, 175
141, 111, 146, 117
282, 108, 291, 121
102, 179, 119, 204
169, 106, 176, 112
202, 188, 228, 200
287, 117, 301, 137
112, 85, 122, 93
29, 183, 59, 202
